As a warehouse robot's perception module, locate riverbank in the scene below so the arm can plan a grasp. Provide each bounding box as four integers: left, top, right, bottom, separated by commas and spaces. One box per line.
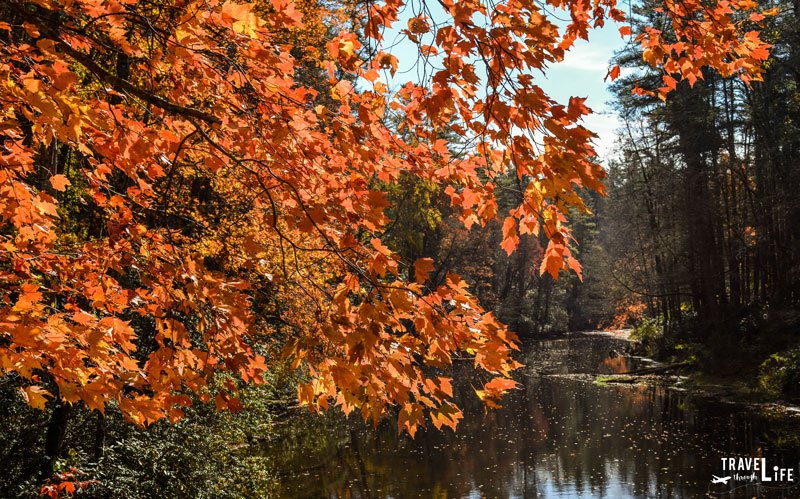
571, 329, 800, 421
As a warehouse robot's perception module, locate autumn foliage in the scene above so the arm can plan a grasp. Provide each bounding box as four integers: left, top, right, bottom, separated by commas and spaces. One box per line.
0, 0, 769, 435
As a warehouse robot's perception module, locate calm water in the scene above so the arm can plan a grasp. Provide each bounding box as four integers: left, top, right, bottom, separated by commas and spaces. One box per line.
265, 334, 800, 498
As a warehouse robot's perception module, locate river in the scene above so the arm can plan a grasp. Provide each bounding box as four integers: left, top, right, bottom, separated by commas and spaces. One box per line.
261, 333, 800, 498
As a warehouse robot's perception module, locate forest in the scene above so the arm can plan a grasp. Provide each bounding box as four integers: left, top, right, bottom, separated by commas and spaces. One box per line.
0, 0, 798, 496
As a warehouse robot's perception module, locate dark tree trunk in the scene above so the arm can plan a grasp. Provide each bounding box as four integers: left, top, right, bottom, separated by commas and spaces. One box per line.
40, 401, 71, 479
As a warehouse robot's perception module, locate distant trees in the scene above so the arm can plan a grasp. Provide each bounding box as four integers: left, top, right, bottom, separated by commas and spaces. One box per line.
599, 0, 800, 348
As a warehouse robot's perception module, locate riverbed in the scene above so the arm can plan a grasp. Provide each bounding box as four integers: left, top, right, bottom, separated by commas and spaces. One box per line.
261, 333, 800, 498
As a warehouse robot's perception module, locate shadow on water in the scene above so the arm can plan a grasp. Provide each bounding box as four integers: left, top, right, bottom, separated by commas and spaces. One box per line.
261, 334, 800, 498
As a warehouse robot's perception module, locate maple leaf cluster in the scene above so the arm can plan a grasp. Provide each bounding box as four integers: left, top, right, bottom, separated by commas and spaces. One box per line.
626, 0, 773, 98
39, 468, 96, 499
0, 0, 768, 434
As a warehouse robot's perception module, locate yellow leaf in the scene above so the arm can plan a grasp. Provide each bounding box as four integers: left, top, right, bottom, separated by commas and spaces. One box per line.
20, 385, 51, 410
221, 2, 262, 37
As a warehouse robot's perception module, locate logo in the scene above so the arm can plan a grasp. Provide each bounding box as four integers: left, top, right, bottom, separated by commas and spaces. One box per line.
715, 457, 795, 483
708, 456, 798, 496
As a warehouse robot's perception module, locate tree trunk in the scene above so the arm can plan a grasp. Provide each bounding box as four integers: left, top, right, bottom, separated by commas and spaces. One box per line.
41, 401, 71, 478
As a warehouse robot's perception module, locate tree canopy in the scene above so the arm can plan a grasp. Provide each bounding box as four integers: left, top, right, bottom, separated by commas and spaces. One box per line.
0, 0, 771, 437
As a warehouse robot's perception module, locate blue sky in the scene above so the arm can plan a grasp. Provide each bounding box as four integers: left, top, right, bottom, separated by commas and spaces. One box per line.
538, 23, 627, 161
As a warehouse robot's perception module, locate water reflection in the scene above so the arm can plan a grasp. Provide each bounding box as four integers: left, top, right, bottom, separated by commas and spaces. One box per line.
264, 335, 800, 498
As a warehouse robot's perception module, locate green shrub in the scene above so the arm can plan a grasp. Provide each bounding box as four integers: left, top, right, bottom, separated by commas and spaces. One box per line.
630, 316, 664, 357
673, 342, 702, 367
758, 348, 800, 399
